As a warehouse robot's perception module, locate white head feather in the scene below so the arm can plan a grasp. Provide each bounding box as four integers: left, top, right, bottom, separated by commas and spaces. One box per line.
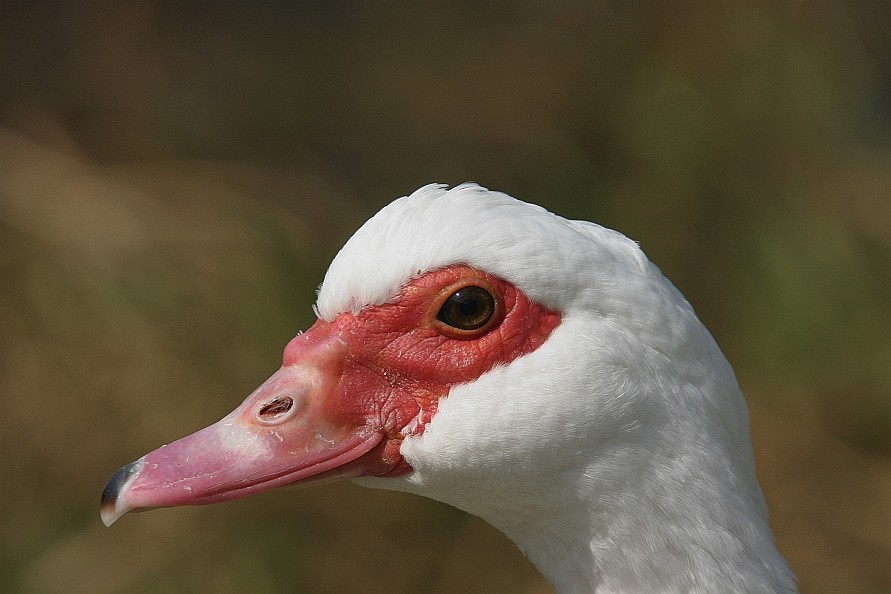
317, 182, 648, 320
319, 184, 796, 593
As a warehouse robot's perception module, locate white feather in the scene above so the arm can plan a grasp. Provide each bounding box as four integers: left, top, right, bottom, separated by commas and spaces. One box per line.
326, 184, 796, 593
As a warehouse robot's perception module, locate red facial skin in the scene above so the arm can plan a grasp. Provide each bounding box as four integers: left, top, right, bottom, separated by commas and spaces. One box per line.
307, 265, 561, 477
100, 264, 560, 524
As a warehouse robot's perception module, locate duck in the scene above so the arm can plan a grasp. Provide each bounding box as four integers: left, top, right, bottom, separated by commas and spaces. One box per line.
101, 183, 797, 593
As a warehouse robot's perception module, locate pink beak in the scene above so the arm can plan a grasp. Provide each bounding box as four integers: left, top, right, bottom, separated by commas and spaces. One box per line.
100, 324, 388, 527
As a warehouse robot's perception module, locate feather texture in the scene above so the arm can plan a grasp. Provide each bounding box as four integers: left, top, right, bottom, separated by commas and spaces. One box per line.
335, 184, 797, 593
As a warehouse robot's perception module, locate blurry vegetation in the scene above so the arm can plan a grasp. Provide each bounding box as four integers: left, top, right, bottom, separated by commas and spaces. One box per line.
1, 2, 889, 593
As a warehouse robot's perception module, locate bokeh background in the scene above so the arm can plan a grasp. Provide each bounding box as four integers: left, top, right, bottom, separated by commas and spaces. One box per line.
2, 3, 890, 593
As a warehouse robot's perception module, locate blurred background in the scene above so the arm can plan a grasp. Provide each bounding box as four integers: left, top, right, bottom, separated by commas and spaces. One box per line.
1, 2, 889, 593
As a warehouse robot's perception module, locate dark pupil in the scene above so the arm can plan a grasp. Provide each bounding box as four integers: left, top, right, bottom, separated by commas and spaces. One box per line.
459, 300, 479, 316
438, 286, 495, 330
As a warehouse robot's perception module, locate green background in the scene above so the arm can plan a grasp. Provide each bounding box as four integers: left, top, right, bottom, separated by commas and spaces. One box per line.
1, 3, 889, 593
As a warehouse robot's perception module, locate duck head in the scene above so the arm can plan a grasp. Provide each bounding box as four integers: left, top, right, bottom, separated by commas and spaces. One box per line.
102, 184, 796, 593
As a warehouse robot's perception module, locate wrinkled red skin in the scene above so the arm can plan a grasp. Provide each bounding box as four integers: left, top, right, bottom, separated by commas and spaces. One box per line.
100, 264, 562, 524
293, 264, 562, 478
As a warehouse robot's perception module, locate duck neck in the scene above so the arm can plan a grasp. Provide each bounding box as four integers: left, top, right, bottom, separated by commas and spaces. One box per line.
488, 445, 797, 594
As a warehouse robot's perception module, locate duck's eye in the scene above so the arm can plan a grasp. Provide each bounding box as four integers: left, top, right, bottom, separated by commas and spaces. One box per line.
436, 286, 496, 331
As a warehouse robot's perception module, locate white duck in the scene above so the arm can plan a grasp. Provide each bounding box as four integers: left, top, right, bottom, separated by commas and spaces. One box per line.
101, 183, 797, 593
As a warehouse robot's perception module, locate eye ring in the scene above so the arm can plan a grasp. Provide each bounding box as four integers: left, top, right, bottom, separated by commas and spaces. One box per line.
431, 279, 503, 339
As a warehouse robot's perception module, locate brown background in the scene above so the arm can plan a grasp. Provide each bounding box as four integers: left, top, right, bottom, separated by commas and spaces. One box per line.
1, 3, 890, 593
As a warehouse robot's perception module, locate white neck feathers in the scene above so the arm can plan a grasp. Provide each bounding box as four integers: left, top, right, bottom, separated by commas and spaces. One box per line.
342, 184, 796, 593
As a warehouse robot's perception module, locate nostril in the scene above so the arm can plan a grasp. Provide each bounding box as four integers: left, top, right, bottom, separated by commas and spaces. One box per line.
259, 396, 294, 421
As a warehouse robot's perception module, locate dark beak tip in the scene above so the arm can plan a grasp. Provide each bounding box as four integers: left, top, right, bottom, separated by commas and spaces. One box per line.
101, 461, 138, 506
100, 460, 142, 526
